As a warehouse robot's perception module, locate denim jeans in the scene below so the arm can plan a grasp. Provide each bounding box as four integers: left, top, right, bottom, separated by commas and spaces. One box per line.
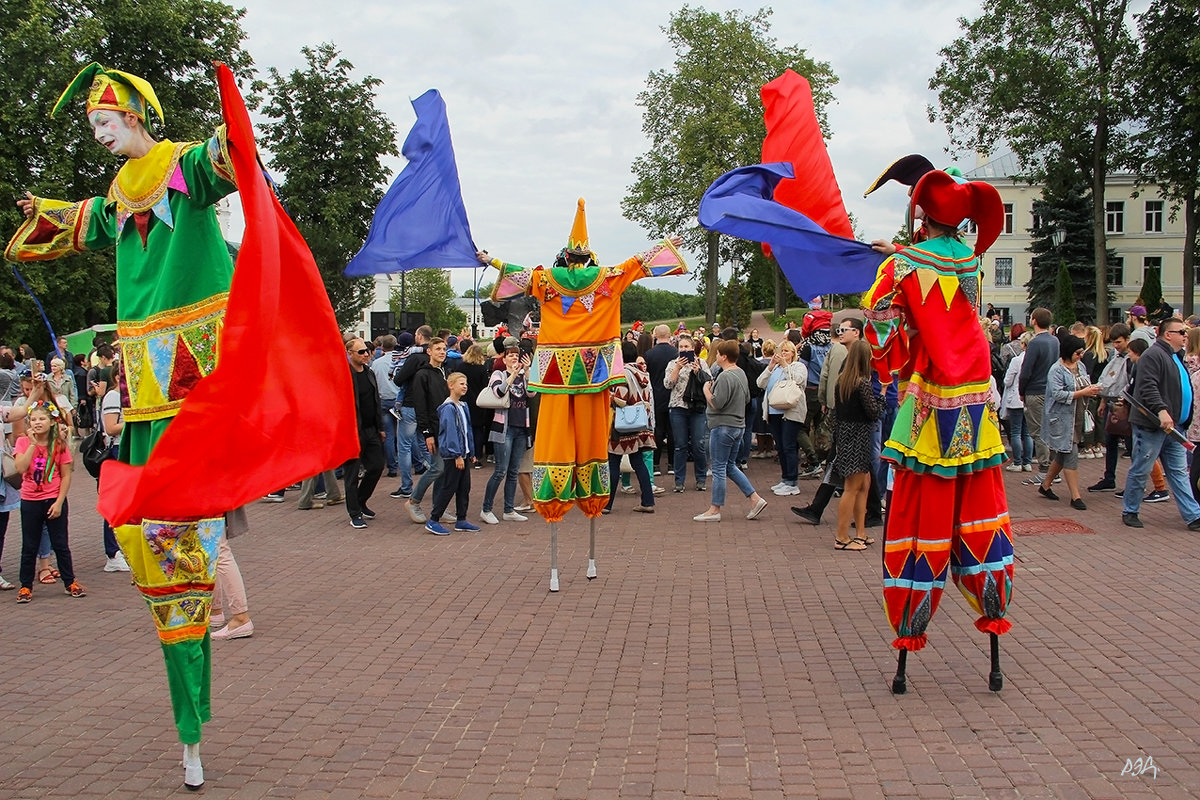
412, 450, 444, 505
709, 425, 754, 508
1123, 425, 1200, 522
608, 449, 654, 508
380, 403, 399, 473
669, 408, 708, 487
1007, 407, 1033, 466
483, 426, 528, 514
396, 407, 430, 494
767, 413, 800, 484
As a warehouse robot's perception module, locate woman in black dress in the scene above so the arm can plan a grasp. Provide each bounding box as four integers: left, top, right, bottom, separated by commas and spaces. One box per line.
833, 339, 884, 551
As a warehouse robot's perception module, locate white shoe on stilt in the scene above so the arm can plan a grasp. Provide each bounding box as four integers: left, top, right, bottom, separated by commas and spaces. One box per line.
183, 743, 203, 791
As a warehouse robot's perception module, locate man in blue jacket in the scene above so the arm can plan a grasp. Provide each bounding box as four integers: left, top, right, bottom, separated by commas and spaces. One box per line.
1121, 318, 1200, 530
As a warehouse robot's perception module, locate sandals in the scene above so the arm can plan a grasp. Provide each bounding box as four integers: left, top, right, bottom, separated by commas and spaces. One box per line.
834, 539, 867, 551
853, 536, 875, 547
37, 568, 57, 585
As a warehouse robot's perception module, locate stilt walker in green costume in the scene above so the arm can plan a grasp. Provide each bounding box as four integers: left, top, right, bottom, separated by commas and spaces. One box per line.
6, 63, 239, 790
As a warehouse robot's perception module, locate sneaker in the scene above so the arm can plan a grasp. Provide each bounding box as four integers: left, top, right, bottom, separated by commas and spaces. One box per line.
1022, 464, 1033, 472
104, 552, 131, 572
1122, 512, 1143, 528
1087, 480, 1116, 492
286, 483, 301, 490
315, 491, 328, 500
425, 521, 451, 535
673, 485, 685, 493
1145, 490, 1170, 503
772, 484, 800, 496
406, 503, 427, 524
503, 511, 528, 522
737, 462, 749, 471
389, 487, 412, 499
696, 483, 707, 492
386, 470, 398, 478
620, 486, 637, 494
1070, 498, 1087, 511
298, 502, 325, 510
633, 505, 655, 513
480, 510, 500, 525
360, 505, 377, 519
693, 511, 721, 522
1188, 518, 1200, 532
0, 574, 13, 590
454, 521, 482, 532
513, 504, 535, 513
1114, 489, 1125, 499
799, 465, 824, 479
651, 486, 665, 496
17, 587, 32, 603
440, 512, 455, 524
350, 515, 368, 529
1004, 464, 1023, 472
413, 462, 428, 475
791, 506, 820, 525
653, 469, 662, 476
64, 581, 86, 598
262, 493, 285, 503
1035, 473, 1063, 485
771, 482, 787, 492
1037, 486, 1059, 501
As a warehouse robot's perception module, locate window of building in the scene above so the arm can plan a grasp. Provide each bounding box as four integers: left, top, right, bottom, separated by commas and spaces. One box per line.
1106, 201, 1124, 233
1108, 255, 1124, 287
994, 257, 1013, 287
1145, 200, 1164, 233
1031, 212, 1043, 232
965, 219, 978, 235
1003, 203, 1014, 235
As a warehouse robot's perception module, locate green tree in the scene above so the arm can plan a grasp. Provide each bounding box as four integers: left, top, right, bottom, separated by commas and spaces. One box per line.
1132, 0, 1200, 316
1053, 261, 1077, 328
462, 281, 493, 299
1024, 163, 1109, 320
719, 271, 752, 332
623, 5, 837, 325
257, 43, 398, 329
390, 270, 465, 333
929, 0, 1138, 324
0, 0, 254, 348
1140, 265, 1163, 318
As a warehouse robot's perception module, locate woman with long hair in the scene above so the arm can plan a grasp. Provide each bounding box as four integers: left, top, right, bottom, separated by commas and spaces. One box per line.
1079, 326, 1109, 458
832, 340, 883, 551
755, 339, 808, 496
460, 344, 492, 468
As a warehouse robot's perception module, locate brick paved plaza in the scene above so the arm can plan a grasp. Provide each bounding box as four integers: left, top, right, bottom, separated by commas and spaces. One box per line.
2, 456, 1198, 798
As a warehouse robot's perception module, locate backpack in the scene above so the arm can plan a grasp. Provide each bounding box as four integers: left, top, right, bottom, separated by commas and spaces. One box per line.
801, 341, 829, 387
990, 346, 1007, 389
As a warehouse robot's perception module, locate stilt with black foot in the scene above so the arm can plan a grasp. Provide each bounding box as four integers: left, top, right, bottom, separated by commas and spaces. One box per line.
183, 742, 203, 791
988, 632, 1003, 691
891, 648, 908, 695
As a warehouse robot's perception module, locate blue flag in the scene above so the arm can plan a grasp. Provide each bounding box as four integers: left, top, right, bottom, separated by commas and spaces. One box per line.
698, 162, 886, 299
345, 90, 477, 275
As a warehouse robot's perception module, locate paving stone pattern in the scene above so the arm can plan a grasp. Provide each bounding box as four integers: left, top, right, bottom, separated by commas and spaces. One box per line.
1, 456, 1197, 798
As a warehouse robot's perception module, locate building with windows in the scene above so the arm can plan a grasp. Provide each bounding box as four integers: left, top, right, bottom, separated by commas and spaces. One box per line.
963, 154, 1187, 325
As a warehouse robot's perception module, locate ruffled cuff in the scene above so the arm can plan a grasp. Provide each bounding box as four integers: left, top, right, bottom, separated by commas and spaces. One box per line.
5, 197, 95, 262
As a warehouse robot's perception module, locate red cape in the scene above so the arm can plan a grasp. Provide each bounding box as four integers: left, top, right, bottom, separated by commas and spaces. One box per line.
98, 64, 359, 526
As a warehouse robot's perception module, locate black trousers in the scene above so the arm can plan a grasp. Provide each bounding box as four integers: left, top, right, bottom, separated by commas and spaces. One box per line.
431, 459, 471, 522
20, 498, 74, 590
343, 433, 385, 518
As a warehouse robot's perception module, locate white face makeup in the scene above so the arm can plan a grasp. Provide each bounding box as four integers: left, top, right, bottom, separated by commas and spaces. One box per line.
88, 110, 137, 156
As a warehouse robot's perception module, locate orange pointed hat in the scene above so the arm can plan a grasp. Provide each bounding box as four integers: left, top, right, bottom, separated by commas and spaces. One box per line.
910, 170, 1004, 256
51, 62, 164, 123
565, 197, 594, 257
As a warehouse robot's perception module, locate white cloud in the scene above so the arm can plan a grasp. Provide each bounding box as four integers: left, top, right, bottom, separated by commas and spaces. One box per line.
232, 0, 985, 295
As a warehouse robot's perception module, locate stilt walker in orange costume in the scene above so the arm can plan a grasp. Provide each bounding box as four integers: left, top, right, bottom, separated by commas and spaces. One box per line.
861, 170, 1015, 693
478, 199, 685, 591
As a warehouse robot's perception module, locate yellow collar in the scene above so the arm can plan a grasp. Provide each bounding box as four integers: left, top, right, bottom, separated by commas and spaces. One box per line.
107, 139, 191, 213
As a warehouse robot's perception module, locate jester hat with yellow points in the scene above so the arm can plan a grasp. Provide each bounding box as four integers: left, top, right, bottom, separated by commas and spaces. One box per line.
52, 62, 164, 123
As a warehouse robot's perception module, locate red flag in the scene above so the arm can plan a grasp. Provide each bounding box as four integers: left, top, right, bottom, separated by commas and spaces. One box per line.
98, 63, 358, 526
761, 69, 854, 240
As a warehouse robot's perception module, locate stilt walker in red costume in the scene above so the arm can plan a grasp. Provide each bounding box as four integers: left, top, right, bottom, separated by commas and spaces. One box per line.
478, 199, 685, 591
862, 169, 1015, 693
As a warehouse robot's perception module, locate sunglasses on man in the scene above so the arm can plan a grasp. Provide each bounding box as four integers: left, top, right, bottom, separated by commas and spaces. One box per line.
355, 348, 371, 355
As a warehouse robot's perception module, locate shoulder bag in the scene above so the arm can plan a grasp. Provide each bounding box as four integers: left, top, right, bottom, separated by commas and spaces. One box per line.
767, 374, 802, 410
477, 384, 511, 410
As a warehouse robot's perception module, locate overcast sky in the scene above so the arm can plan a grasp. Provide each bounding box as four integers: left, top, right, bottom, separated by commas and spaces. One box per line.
234, 0, 988, 295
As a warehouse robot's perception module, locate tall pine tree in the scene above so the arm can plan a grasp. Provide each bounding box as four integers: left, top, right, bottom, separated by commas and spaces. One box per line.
1025, 164, 1112, 322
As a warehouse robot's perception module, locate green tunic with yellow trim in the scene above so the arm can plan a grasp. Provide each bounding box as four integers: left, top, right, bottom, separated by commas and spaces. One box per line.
6, 131, 236, 468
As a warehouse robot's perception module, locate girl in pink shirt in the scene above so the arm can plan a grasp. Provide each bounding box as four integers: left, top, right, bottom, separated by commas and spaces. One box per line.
14, 400, 82, 602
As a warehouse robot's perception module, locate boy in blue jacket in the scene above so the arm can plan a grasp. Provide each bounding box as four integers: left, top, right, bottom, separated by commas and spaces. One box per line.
426, 373, 480, 535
